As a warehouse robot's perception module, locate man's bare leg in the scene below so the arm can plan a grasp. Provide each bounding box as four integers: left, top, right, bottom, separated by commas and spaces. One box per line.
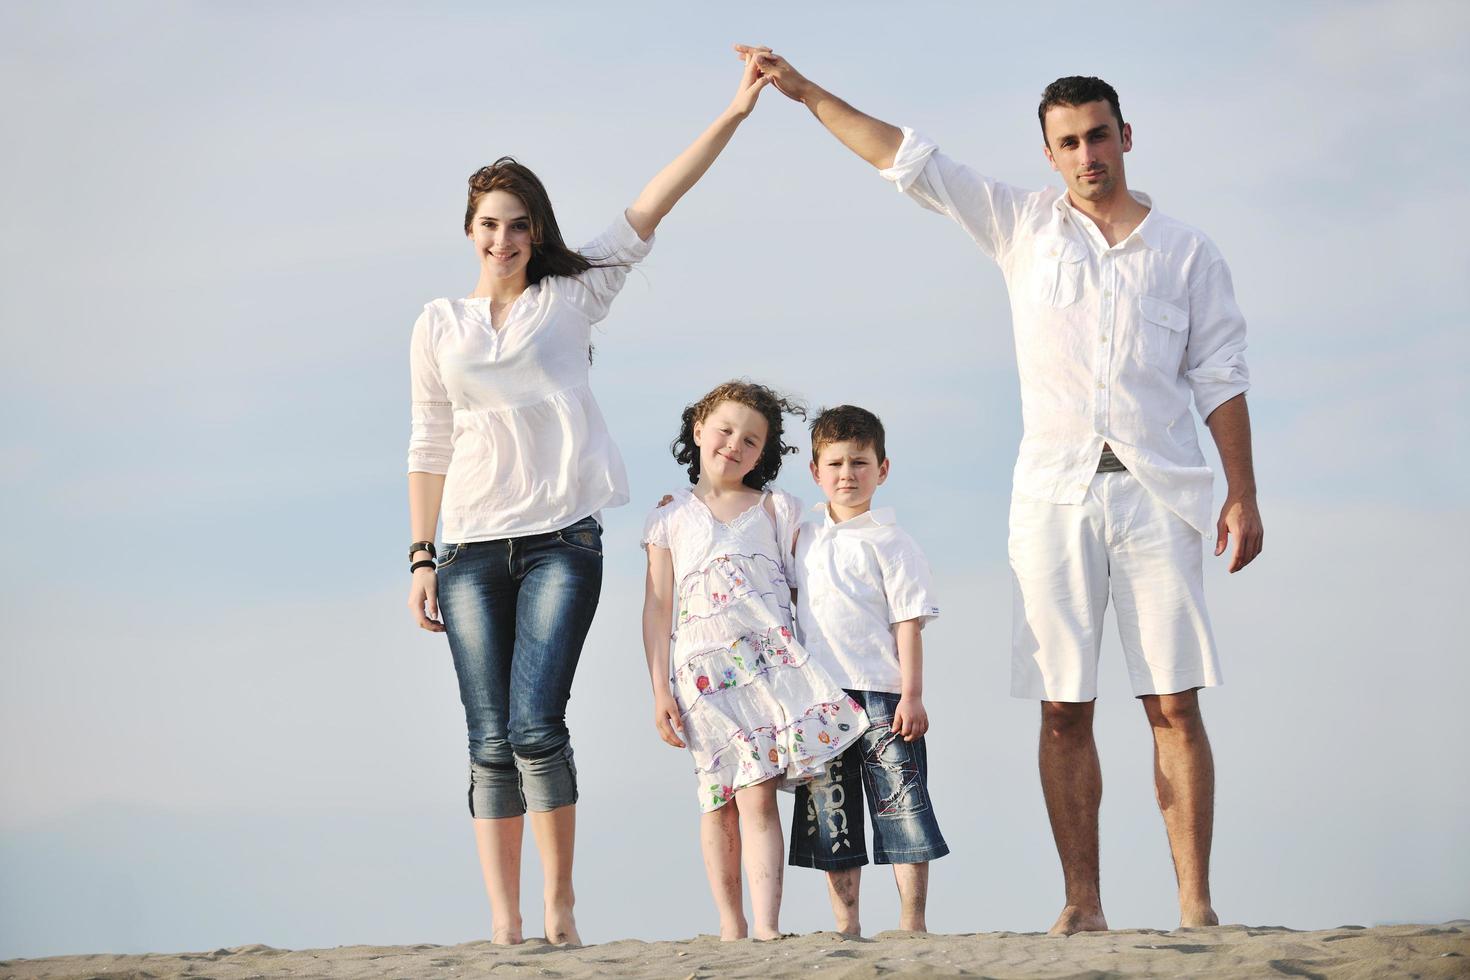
893, 862, 929, 932
1039, 700, 1109, 936
825, 867, 861, 935
1141, 689, 1218, 928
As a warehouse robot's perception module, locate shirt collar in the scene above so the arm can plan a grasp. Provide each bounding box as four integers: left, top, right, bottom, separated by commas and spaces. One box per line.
813, 503, 896, 528
1055, 189, 1160, 251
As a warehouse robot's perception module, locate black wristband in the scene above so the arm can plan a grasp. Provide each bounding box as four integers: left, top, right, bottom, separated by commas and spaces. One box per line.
410, 559, 437, 574
409, 540, 437, 560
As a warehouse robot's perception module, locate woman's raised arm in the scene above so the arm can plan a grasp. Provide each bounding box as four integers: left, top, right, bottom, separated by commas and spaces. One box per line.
623, 55, 770, 241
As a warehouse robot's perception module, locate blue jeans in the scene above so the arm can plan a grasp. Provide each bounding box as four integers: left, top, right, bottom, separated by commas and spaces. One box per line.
789, 689, 949, 868
435, 516, 603, 819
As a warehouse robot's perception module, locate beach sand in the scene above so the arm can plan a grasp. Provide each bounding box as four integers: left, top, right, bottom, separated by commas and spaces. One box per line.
3, 923, 1466, 979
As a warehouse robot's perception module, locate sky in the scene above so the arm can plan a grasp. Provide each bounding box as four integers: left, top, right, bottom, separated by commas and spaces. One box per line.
2, 0, 1467, 960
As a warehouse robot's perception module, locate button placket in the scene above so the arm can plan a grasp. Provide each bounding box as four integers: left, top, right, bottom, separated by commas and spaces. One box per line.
1092, 253, 1115, 439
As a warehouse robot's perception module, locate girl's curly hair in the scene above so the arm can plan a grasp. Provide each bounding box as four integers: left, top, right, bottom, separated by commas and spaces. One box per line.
671, 380, 805, 490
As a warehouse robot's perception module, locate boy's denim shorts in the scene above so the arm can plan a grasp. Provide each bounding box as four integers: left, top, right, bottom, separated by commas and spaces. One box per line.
789, 689, 949, 869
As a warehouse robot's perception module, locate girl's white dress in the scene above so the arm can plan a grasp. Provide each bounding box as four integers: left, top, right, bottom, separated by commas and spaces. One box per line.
643, 487, 870, 812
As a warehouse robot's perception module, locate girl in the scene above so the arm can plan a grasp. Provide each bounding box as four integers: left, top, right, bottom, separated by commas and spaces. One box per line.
641, 381, 870, 940
406, 60, 772, 946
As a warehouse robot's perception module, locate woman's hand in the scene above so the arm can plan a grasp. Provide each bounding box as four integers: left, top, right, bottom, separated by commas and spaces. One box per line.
725, 50, 773, 119
408, 568, 446, 633
654, 690, 686, 748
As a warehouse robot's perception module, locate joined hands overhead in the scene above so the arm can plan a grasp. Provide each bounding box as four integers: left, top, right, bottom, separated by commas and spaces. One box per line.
732, 43, 812, 102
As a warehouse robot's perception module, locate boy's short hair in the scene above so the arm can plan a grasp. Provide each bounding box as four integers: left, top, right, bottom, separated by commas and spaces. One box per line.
809, 405, 886, 463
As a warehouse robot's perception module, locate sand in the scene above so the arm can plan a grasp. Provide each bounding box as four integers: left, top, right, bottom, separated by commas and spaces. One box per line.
3, 923, 1467, 979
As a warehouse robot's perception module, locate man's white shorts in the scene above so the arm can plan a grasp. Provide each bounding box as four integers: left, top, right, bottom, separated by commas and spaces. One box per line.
1008, 471, 1222, 702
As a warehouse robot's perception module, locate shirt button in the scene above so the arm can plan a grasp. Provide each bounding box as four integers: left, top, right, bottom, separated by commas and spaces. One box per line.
1100, 335, 1108, 343
1103, 289, 1112, 298
1097, 382, 1105, 389
1077, 483, 1088, 491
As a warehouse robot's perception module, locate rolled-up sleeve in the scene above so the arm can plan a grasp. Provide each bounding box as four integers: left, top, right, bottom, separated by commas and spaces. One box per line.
1185, 256, 1251, 421
407, 305, 453, 475
878, 127, 1027, 261
569, 212, 655, 324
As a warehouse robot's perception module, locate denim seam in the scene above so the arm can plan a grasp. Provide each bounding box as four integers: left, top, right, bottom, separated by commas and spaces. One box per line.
873, 841, 949, 864
554, 533, 603, 557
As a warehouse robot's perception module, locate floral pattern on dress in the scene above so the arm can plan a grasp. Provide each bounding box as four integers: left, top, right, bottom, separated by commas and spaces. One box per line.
642, 487, 871, 813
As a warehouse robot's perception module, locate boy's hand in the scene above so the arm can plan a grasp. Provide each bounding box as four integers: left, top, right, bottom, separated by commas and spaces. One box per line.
654, 691, 686, 748
892, 697, 929, 742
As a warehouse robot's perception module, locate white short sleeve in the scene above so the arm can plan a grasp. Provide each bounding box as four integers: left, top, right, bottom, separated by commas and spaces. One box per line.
880, 530, 940, 627
766, 489, 803, 582
641, 503, 671, 550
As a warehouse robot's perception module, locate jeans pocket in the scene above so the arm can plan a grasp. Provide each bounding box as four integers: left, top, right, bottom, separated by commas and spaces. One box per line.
555, 520, 603, 557
435, 542, 463, 570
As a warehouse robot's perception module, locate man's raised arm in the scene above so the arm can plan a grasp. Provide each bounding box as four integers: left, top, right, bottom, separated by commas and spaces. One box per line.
734, 44, 902, 169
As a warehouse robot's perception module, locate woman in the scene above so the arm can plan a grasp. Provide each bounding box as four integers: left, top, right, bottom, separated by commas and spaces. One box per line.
405, 59, 771, 945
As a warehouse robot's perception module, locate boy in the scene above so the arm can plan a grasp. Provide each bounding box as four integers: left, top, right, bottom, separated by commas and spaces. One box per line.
789, 405, 947, 934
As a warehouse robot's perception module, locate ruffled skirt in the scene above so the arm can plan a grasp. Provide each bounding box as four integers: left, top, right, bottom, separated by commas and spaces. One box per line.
671, 555, 870, 812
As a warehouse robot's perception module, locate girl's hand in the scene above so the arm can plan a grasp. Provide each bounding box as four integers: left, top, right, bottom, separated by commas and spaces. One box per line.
654, 691, 686, 748
726, 52, 773, 119
408, 568, 446, 633
893, 696, 929, 742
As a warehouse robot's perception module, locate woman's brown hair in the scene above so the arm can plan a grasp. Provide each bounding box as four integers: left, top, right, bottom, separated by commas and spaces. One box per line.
463, 157, 592, 284
671, 381, 805, 491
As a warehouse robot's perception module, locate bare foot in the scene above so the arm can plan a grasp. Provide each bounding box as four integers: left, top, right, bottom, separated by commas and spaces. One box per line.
544, 902, 580, 945
1047, 905, 1109, 936
719, 917, 749, 941
1178, 905, 1219, 929
752, 928, 785, 941
490, 925, 525, 946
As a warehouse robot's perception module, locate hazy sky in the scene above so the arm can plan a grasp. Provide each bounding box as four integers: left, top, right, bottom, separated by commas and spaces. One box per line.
2, 0, 1467, 960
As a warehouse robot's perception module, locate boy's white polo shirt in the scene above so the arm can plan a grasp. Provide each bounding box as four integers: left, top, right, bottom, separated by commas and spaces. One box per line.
793, 504, 940, 694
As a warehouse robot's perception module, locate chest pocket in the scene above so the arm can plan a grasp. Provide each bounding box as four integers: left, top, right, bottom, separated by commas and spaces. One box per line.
1032, 236, 1085, 308
1137, 295, 1189, 371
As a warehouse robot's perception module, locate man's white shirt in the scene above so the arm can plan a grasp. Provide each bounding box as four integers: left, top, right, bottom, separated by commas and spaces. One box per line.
880, 128, 1250, 537
793, 505, 940, 695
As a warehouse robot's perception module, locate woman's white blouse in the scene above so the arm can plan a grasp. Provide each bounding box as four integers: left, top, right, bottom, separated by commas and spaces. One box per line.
407, 214, 654, 543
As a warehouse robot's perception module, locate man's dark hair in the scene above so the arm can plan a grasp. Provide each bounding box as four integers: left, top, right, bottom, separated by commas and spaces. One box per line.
1037, 76, 1124, 145
809, 405, 886, 464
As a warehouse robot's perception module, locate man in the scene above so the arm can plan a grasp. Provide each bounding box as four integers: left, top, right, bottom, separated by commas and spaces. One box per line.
736, 44, 1263, 934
